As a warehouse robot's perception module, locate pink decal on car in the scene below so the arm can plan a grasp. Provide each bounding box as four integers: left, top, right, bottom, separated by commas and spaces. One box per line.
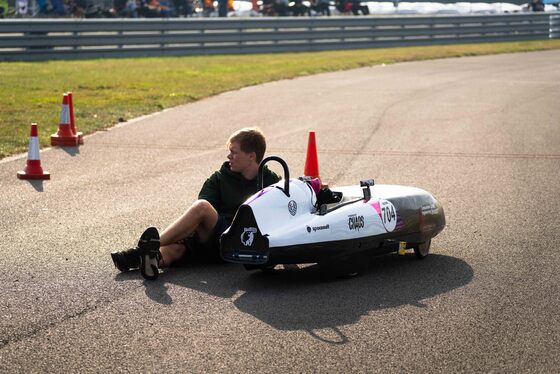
246, 187, 272, 205
369, 201, 382, 218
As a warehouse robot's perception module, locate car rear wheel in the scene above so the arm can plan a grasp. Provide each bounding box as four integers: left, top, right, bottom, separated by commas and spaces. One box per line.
414, 240, 431, 259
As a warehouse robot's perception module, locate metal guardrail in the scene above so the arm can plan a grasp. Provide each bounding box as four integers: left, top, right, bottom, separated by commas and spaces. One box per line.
0, 13, 557, 61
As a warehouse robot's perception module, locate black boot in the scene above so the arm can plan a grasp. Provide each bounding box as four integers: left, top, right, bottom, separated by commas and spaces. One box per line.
111, 247, 141, 272
137, 227, 161, 281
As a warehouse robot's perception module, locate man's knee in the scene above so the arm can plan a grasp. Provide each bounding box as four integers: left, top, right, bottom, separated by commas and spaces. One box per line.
191, 199, 217, 219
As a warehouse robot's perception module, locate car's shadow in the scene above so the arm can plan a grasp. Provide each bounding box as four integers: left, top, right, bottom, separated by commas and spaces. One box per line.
134, 252, 472, 343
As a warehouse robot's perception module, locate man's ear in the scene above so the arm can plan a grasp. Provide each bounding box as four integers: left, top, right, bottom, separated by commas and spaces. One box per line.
250, 152, 257, 162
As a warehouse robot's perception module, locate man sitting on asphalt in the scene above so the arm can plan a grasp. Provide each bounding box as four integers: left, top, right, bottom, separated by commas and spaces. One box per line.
111, 127, 281, 280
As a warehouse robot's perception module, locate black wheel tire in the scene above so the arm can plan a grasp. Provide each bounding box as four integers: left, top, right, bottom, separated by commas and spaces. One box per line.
243, 264, 276, 272
320, 255, 367, 279
260, 265, 276, 273
414, 239, 431, 259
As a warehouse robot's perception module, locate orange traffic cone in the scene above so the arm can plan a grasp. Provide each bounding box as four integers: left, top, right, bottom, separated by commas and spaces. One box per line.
51, 93, 79, 147
67, 91, 83, 145
304, 131, 320, 180
17, 123, 50, 180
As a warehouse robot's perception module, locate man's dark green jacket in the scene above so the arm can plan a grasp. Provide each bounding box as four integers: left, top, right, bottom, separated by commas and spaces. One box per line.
198, 161, 281, 223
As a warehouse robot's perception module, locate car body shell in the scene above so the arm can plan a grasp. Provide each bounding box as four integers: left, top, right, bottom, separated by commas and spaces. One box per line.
220, 174, 445, 267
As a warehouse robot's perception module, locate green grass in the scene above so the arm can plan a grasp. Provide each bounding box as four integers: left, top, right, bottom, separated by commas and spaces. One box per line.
2, 39, 560, 159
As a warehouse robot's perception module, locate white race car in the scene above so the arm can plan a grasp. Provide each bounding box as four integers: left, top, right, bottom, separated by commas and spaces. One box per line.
220, 156, 446, 275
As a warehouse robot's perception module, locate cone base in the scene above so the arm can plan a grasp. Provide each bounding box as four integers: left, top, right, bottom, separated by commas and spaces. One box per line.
51, 134, 79, 147
17, 170, 50, 180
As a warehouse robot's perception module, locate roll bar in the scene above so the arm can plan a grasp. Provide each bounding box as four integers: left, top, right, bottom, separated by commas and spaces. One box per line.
258, 156, 290, 197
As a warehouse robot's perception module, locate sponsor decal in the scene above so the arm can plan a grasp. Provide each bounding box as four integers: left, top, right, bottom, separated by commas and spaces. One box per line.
348, 214, 365, 231
240, 227, 257, 247
307, 224, 330, 233
421, 203, 437, 215
288, 200, 297, 216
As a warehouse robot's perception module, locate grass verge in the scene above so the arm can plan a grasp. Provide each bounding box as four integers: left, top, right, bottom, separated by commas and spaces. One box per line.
1, 39, 560, 159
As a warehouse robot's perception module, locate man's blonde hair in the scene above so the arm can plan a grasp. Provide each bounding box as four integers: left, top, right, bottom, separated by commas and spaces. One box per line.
227, 127, 267, 163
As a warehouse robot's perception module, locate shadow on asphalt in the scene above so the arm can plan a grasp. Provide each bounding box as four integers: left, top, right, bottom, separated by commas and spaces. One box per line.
131, 253, 472, 343
27, 180, 45, 192
61, 146, 80, 157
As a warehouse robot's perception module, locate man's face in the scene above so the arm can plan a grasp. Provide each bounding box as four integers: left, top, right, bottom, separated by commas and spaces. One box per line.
228, 142, 256, 173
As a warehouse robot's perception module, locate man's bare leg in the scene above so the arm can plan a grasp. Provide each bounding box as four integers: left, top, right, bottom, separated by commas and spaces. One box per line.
159, 243, 186, 268
159, 200, 219, 267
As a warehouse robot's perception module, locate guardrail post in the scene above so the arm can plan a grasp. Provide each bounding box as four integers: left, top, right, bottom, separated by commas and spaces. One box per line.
551, 14, 560, 39
73, 29, 78, 50
237, 22, 242, 48
26, 30, 52, 51
118, 29, 123, 49
429, 18, 434, 41
481, 18, 488, 39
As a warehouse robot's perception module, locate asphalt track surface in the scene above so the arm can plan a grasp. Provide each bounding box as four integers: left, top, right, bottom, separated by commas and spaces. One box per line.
1, 50, 559, 373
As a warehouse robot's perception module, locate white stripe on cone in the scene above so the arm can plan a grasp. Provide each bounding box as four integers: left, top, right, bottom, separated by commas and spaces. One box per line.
60, 103, 70, 126
28, 135, 40, 160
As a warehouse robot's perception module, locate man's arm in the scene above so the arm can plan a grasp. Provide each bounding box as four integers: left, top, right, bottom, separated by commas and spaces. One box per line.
198, 172, 221, 211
